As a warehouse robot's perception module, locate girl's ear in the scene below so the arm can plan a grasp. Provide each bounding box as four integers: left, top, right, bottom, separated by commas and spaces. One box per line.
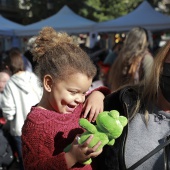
44, 75, 53, 92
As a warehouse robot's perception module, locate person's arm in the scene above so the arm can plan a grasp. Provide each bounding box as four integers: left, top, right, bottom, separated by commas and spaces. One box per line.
83, 86, 110, 122
2, 83, 16, 121
143, 52, 154, 81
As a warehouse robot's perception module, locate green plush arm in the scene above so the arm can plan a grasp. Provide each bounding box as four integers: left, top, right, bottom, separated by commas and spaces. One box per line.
119, 116, 128, 127
64, 119, 97, 153
79, 118, 97, 134
108, 138, 115, 145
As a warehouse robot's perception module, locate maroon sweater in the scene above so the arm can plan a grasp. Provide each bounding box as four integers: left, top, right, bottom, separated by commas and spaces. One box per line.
22, 87, 110, 170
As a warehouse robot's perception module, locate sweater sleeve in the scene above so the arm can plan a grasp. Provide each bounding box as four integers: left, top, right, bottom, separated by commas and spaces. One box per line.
22, 119, 68, 170
87, 86, 111, 97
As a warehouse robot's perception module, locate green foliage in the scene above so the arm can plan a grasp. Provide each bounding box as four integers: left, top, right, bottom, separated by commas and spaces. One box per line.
80, 0, 141, 22
19, 0, 167, 25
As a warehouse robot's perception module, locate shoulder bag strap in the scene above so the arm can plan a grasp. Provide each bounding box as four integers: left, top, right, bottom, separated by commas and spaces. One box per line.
164, 135, 170, 170
127, 137, 170, 170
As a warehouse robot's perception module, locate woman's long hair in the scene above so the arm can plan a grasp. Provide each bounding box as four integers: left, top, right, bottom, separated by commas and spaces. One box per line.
130, 40, 170, 122
108, 27, 149, 92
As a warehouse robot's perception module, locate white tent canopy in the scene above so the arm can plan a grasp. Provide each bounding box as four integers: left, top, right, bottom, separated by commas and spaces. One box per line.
0, 15, 24, 36
94, 1, 170, 32
14, 5, 96, 36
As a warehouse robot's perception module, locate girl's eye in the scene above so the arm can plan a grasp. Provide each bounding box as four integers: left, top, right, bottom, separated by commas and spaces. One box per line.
83, 92, 87, 95
70, 91, 77, 95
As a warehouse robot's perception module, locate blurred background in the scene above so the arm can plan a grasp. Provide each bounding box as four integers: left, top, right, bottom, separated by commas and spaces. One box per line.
0, 0, 169, 25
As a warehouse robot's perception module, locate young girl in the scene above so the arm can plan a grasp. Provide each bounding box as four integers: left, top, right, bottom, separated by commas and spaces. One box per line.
21, 27, 110, 170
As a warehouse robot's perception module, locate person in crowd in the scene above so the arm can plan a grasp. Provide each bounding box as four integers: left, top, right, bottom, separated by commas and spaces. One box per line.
0, 62, 15, 170
96, 40, 170, 170
107, 27, 154, 92
103, 41, 123, 66
0, 63, 11, 130
24, 36, 38, 71
0, 69, 14, 170
1, 48, 42, 170
9, 47, 33, 72
89, 63, 104, 91
21, 27, 110, 170
0, 70, 10, 107
101, 41, 123, 86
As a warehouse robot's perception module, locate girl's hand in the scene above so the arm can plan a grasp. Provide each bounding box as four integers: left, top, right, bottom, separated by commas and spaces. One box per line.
83, 91, 104, 122
65, 135, 102, 168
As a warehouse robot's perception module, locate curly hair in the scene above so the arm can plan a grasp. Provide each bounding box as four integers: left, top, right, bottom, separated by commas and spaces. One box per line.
32, 27, 97, 83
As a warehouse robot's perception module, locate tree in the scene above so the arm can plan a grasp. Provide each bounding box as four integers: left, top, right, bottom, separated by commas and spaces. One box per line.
77, 0, 143, 22
18, 0, 169, 25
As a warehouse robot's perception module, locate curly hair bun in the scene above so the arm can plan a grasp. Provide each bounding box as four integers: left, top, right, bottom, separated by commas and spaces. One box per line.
32, 27, 78, 61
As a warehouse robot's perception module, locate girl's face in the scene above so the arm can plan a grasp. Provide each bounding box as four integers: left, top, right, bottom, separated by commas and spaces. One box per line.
48, 72, 92, 114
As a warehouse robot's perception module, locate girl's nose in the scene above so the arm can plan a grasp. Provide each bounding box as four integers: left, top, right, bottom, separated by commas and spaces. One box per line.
75, 95, 85, 104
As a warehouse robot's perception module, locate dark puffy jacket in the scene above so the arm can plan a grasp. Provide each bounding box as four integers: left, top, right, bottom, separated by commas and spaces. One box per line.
0, 129, 14, 168
0, 111, 14, 168
95, 87, 138, 170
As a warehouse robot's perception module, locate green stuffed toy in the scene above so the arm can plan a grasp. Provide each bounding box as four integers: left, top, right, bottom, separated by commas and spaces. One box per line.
64, 110, 128, 164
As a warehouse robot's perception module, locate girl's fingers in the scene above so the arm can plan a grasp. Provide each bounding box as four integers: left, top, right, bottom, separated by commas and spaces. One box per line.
85, 141, 102, 155
81, 135, 93, 147
88, 110, 95, 122
83, 105, 90, 118
90, 107, 103, 122
92, 141, 102, 151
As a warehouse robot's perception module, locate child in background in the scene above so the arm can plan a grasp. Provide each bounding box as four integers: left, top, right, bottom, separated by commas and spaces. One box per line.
22, 27, 110, 170
0, 69, 13, 169
0, 69, 10, 132
0, 71, 10, 105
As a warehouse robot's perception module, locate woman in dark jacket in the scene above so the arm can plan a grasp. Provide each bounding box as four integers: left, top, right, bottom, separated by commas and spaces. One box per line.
96, 40, 170, 170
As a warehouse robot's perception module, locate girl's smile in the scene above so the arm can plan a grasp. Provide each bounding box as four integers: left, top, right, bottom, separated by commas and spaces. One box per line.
39, 72, 93, 114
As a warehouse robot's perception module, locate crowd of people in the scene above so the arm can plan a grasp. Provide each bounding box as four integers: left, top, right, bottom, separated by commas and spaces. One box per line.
0, 47, 42, 170
0, 26, 169, 170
